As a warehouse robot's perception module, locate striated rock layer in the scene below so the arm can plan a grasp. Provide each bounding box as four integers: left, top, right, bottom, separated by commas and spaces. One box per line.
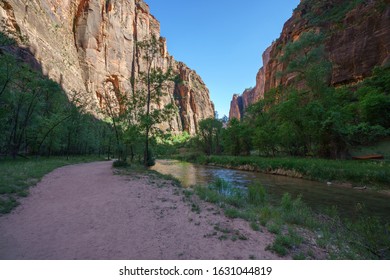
0, 0, 214, 134
229, 0, 390, 120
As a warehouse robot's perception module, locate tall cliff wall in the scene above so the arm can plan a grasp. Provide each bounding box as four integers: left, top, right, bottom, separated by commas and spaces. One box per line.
0, 0, 214, 134
229, 0, 390, 120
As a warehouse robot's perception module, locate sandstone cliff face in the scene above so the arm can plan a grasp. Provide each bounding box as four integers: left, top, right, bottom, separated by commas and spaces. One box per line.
328, 1, 390, 85
0, 0, 214, 134
229, 94, 243, 121
229, 0, 390, 120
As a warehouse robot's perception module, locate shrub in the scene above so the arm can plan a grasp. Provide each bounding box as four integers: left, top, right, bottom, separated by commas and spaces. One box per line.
194, 186, 221, 204
267, 222, 282, 234
347, 215, 390, 259
0, 197, 19, 214
112, 160, 128, 168
268, 229, 303, 256
225, 188, 246, 208
248, 183, 267, 206
281, 193, 293, 210
280, 193, 317, 228
211, 178, 230, 195
250, 222, 261, 231
224, 208, 242, 219
259, 206, 273, 226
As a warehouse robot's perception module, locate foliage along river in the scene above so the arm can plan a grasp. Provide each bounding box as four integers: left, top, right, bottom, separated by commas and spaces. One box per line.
151, 160, 390, 222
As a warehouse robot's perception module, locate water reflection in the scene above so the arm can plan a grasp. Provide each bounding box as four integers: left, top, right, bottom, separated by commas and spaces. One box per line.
151, 160, 390, 221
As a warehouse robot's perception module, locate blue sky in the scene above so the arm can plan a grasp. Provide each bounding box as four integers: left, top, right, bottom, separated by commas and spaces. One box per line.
146, 0, 300, 117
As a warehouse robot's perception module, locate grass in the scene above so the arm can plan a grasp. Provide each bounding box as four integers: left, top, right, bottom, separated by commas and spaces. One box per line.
182, 155, 390, 189
293, 252, 307, 260
213, 223, 248, 242
248, 184, 266, 206
194, 184, 222, 204
191, 202, 201, 214
250, 221, 261, 232
193, 178, 390, 259
224, 208, 243, 219
267, 228, 303, 257
350, 139, 390, 159
0, 156, 105, 214
114, 162, 183, 189
280, 193, 317, 228
266, 222, 282, 235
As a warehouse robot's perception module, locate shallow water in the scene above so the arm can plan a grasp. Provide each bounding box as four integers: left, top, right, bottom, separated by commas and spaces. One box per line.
151, 159, 390, 221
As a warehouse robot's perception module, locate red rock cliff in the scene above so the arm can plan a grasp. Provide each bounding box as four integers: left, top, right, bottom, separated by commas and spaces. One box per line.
229, 0, 390, 120
0, 0, 214, 134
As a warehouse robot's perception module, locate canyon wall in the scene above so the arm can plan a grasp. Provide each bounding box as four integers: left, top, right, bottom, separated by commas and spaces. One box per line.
0, 0, 214, 134
229, 0, 390, 120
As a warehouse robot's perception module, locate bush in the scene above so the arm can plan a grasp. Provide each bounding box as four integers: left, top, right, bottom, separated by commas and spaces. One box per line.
281, 193, 294, 211
247, 183, 266, 206
259, 206, 273, 225
280, 193, 316, 228
347, 215, 390, 259
112, 160, 128, 168
0, 197, 19, 214
346, 123, 389, 145
194, 185, 221, 204
268, 229, 303, 256
210, 178, 230, 195
225, 187, 246, 208
224, 208, 242, 219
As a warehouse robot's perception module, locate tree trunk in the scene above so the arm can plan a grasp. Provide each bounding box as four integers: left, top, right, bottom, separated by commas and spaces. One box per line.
107, 137, 111, 160
130, 145, 134, 163
144, 68, 151, 167
66, 131, 71, 160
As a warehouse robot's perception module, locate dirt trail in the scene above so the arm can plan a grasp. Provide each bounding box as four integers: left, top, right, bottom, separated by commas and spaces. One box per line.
0, 161, 281, 260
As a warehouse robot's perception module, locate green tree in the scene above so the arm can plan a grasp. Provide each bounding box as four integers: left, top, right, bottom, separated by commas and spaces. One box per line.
198, 118, 223, 155
0, 32, 116, 158
136, 36, 178, 166
280, 31, 332, 100
245, 98, 278, 156
359, 90, 390, 128
100, 89, 127, 161
222, 118, 252, 156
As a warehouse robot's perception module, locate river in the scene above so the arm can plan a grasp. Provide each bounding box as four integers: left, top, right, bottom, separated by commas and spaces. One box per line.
151, 159, 390, 221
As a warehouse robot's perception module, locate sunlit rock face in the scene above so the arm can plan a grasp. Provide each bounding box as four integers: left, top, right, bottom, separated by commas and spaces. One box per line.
229, 0, 390, 120
229, 94, 242, 121
0, 0, 214, 134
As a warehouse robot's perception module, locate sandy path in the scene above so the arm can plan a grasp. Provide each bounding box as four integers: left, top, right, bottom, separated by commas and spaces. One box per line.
0, 161, 281, 260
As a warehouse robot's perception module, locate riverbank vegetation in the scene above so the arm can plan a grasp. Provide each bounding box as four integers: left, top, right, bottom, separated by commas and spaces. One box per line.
157, 51, 390, 188
191, 178, 390, 259
173, 155, 390, 189
118, 161, 390, 259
